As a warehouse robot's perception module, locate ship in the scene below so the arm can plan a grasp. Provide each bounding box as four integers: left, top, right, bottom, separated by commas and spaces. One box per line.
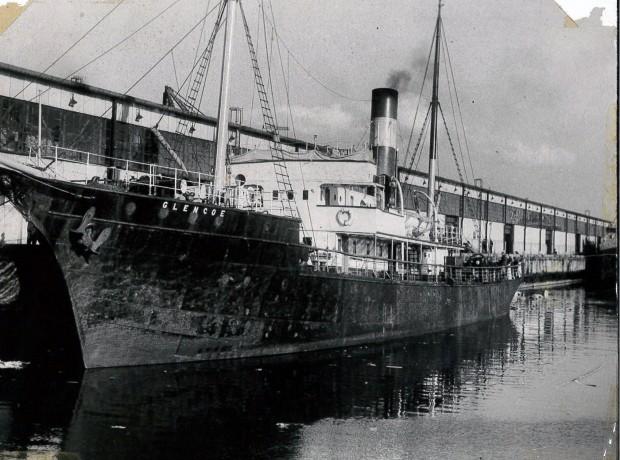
0, 0, 522, 368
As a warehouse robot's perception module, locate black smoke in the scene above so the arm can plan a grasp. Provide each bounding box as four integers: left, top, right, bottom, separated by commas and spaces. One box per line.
386, 70, 412, 91
385, 49, 429, 93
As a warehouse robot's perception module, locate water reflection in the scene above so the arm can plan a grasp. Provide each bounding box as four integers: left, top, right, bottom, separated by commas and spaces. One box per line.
0, 287, 617, 460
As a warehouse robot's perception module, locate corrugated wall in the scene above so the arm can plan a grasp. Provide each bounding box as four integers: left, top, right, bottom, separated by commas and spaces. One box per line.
0, 95, 217, 173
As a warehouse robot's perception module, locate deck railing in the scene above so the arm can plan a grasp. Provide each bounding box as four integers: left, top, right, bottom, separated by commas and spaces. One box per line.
303, 248, 522, 284
435, 225, 461, 246
27, 146, 291, 215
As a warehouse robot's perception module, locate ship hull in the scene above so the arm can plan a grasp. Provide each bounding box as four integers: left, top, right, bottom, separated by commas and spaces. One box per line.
0, 160, 521, 368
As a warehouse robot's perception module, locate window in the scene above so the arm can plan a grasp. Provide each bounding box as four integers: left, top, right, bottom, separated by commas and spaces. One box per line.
287, 191, 294, 200
303, 190, 309, 200
272, 190, 278, 200
445, 215, 459, 227
337, 237, 342, 251
366, 241, 371, 255
302, 237, 312, 246
352, 240, 357, 254
234, 174, 246, 186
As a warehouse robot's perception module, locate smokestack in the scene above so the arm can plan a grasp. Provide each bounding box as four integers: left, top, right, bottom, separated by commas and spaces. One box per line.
370, 88, 398, 177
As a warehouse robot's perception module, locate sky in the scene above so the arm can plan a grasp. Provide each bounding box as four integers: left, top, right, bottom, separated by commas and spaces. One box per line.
555, 0, 616, 25
0, 0, 616, 220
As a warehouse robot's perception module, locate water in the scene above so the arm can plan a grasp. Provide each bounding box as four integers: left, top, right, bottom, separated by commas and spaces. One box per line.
0, 287, 617, 459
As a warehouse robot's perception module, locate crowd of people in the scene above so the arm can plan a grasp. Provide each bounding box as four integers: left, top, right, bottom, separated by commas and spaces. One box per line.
462, 251, 524, 268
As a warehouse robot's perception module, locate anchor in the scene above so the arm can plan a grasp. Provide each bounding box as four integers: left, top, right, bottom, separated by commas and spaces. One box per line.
70, 207, 111, 257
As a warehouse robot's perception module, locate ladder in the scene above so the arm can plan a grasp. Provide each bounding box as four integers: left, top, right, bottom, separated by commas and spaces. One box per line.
239, 2, 298, 219
168, 2, 227, 166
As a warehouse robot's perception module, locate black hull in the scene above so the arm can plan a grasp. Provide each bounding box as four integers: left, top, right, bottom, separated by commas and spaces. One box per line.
0, 161, 521, 368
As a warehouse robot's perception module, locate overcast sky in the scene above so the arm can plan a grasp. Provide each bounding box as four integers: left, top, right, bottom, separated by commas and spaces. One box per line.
0, 0, 616, 220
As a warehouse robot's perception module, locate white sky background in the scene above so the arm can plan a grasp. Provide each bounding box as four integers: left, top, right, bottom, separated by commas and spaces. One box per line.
0, 0, 616, 219
555, 0, 616, 25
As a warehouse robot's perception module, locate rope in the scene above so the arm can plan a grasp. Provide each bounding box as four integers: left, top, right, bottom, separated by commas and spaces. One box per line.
441, 19, 476, 181
161, 2, 223, 105
439, 103, 480, 235
408, 104, 432, 173
123, 7, 221, 98
22, 0, 186, 106
65, 2, 222, 150
260, 9, 368, 102
53, 0, 182, 99
440, 25, 469, 185
403, 20, 436, 166
261, 1, 280, 130
438, 104, 466, 184
170, 50, 181, 90
1, 0, 128, 121
413, 129, 428, 172
403, 104, 431, 212
194, 2, 226, 123
354, 124, 369, 151
189, 0, 212, 89
268, 0, 296, 137
37, 0, 127, 74
248, 3, 262, 129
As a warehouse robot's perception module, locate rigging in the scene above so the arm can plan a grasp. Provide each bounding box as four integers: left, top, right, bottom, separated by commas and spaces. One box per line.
1, 0, 128, 123
259, 9, 369, 103
65, 2, 222, 154
441, 22, 476, 181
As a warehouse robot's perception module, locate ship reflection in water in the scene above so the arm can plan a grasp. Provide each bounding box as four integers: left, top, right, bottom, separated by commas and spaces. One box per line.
0, 287, 617, 459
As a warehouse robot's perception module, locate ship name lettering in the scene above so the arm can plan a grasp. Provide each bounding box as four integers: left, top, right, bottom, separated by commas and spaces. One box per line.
160, 201, 225, 220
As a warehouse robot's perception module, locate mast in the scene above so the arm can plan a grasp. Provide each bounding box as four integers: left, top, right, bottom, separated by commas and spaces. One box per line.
37, 90, 42, 166
214, 0, 238, 190
426, 1, 442, 237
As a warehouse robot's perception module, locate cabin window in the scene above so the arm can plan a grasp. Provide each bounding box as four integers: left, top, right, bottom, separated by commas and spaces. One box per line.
303, 237, 312, 246
303, 190, 309, 200
338, 194, 342, 204
235, 174, 246, 186
287, 191, 294, 200
445, 215, 459, 227
272, 190, 278, 200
